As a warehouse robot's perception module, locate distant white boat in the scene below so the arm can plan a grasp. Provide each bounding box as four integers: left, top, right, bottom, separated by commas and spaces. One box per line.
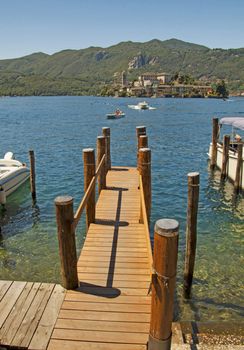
0, 152, 30, 204
106, 109, 125, 119
128, 101, 156, 110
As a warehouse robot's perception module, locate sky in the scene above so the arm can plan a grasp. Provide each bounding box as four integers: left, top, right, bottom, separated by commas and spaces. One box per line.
0, 0, 244, 59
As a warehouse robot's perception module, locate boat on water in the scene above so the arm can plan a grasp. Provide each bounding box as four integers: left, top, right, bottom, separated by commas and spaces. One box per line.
0, 152, 30, 204
128, 101, 156, 110
208, 117, 244, 189
106, 109, 125, 119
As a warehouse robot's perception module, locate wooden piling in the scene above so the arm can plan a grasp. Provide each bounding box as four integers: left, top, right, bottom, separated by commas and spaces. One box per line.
234, 144, 243, 192
221, 135, 230, 179
137, 135, 148, 169
97, 136, 106, 193
83, 148, 96, 230
136, 126, 147, 167
102, 127, 111, 171
138, 148, 151, 223
183, 172, 200, 299
29, 150, 36, 201
55, 196, 78, 290
149, 219, 179, 350
210, 118, 219, 169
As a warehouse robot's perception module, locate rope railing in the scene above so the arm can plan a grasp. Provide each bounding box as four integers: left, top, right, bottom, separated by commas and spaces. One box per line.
73, 154, 105, 229
139, 174, 153, 272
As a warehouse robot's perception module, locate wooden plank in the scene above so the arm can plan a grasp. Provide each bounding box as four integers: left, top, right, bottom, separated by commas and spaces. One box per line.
76, 286, 149, 296
29, 284, 65, 350
65, 292, 150, 304
0, 282, 37, 345
58, 309, 150, 322
78, 273, 150, 282
48, 339, 146, 350
55, 318, 149, 333
11, 283, 55, 348
78, 256, 149, 263
61, 301, 150, 313
0, 281, 12, 302
52, 328, 148, 344
77, 267, 150, 275
77, 261, 150, 269
0, 281, 26, 328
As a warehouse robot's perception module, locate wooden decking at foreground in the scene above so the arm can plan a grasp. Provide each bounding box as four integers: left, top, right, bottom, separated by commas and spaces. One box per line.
49, 166, 152, 350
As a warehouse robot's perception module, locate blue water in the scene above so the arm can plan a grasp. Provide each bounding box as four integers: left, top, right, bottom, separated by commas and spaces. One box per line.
0, 96, 243, 322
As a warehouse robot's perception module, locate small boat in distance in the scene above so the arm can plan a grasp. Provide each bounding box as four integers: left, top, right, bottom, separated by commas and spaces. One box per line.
0, 152, 30, 204
128, 101, 156, 110
106, 109, 125, 119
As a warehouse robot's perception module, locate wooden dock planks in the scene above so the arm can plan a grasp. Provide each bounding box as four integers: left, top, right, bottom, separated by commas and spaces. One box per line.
0, 281, 65, 350
49, 167, 152, 350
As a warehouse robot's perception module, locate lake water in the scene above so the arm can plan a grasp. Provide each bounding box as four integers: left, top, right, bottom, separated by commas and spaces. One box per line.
0, 96, 243, 322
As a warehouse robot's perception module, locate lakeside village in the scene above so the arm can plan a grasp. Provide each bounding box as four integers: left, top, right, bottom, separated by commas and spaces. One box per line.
100, 71, 230, 99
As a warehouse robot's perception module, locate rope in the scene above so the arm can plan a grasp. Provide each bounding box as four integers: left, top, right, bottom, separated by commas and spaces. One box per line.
147, 267, 176, 295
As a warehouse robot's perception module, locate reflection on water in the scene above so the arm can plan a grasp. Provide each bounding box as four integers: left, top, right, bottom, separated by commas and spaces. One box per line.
0, 96, 243, 322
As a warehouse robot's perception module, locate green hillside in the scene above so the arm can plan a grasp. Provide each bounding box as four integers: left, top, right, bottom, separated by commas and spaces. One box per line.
0, 39, 243, 96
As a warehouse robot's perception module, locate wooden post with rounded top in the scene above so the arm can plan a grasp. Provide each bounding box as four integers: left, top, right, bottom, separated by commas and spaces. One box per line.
148, 219, 179, 350
137, 135, 148, 169
29, 150, 36, 201
55, 196, 78, 290
221, 134, 230, 179
102, 127, 111, 171
97, 136, 106, 193
234, 144, 243, 192
83, 148, 96, 230
183, 172, 200, 299
138, 148, 151, 223
136, 126, 147, 167
210, 118, 219, 169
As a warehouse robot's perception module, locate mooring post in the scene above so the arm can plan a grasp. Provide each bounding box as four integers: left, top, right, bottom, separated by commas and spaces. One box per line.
221, 134, 230, 179
83, 148, 96, 230
29, 150, 36, 201
148, 219, 179, 350
97, 136, 106, 193
102, 127, 111, 171
183, 172, 200, 299
136, 126, 147, 167
234, 144, 243, 192
55, 196, 78, 290
137, 135, 148, 169
138, 148, 151, 223
210, 117, 219, 170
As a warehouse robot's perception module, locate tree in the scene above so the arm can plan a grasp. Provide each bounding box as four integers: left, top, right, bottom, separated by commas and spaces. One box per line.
215, 80, 229, 98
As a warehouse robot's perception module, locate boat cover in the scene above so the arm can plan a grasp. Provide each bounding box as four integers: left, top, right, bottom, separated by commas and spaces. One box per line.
220, 117, 244, 131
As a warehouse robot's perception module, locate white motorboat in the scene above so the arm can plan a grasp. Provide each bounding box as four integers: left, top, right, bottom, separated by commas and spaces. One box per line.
128, 101, 156, 110
106, 109, 125, 119
208, 117, 244, 189
0, 152, 30, 204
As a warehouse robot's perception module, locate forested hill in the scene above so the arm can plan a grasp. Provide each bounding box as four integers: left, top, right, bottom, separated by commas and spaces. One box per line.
0, 38, 243, 95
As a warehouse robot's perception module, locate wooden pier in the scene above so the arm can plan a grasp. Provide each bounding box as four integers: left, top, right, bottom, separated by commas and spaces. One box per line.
2, 126, 240, 349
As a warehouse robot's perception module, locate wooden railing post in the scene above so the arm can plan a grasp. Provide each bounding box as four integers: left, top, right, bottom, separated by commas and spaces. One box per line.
138, 148, 151, 223
55, 196, 78, 290
83, 148, 96, 230
149, 219, 179, 350
29, 150, 36, 201
97, 136, 106, 193
221, 134, 230, 179
234, 144, 243, 192
210, 117, 219, 169
183, 172, 200, 299
102, 127, 111, 171
136, 126, 146, 167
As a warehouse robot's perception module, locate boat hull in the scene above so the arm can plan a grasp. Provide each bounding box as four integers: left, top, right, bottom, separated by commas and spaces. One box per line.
208, 143, 244, 189
106, 113, 125, 119
0, 168, 30, 197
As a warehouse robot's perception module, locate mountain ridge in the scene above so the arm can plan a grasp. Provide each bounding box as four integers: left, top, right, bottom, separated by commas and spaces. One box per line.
0, 38, 243, 95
